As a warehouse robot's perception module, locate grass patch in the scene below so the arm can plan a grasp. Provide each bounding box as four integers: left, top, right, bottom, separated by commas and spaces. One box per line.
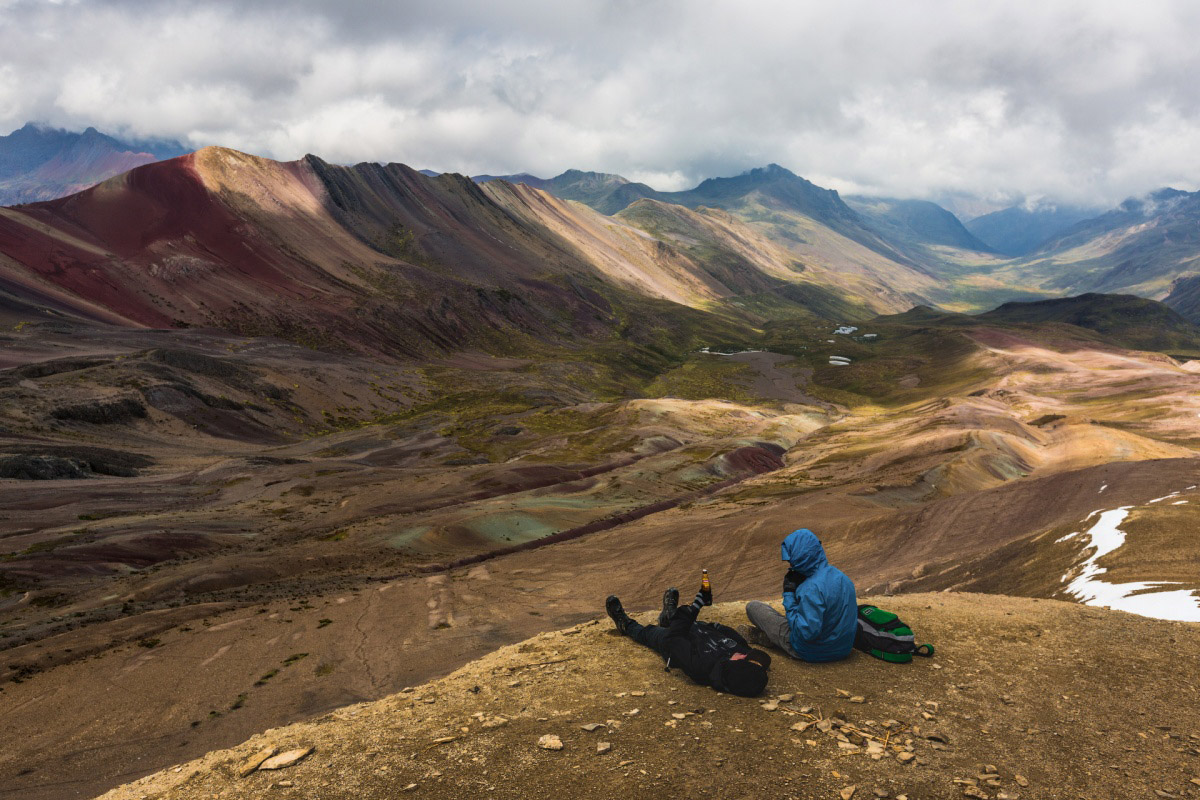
77, 511, 122, 521
254, 669, 279, 686
646, 357, 757, 403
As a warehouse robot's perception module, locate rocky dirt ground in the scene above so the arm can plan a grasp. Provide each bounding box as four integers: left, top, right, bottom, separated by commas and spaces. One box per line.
4, 318, 1200, 799
99, 594, 1200, 800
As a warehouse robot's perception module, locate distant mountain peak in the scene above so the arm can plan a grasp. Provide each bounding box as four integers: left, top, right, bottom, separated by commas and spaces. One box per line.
1148, 187, 1189, 201
0, 122, 188, 205
554, 168, 629, 185
756, 163, 794, 176
1117, 187, 1195, 216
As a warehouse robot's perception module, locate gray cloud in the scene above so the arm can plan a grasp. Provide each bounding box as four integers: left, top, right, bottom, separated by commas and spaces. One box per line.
2, 0, 1199, 207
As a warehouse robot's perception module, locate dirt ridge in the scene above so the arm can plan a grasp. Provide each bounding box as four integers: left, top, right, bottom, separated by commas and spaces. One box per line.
98, 593, 1200, 800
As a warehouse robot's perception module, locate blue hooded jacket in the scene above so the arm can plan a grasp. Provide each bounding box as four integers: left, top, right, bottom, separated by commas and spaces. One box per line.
780, 529, 857, 662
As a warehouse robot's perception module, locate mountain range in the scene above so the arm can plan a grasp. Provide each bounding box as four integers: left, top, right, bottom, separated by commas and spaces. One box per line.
0, 123, 186, 206
473, 167, 1200, 319
4, 123, 1200, 334
4, 137, 1200, 800
963, 202, 1101, 256
0, 147, 964, 363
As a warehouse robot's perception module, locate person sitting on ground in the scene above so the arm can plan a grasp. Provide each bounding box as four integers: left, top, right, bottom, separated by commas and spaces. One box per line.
605, 583, 771, 697
745, 527, 857, 662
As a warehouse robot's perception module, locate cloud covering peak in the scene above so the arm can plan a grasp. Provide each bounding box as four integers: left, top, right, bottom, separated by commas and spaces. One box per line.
3, 0, 1200, 205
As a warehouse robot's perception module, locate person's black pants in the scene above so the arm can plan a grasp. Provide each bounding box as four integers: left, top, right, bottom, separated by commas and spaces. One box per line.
624, 620, 669, 659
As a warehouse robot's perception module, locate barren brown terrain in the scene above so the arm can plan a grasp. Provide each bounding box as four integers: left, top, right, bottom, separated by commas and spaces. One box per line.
100, 595, 1200, 800
3, 303, 1200, 798
1, 149, 1199, 800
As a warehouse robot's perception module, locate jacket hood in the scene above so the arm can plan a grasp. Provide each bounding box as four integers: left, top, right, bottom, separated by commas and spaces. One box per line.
781, 528, 828, 577
710, 657, 768, 697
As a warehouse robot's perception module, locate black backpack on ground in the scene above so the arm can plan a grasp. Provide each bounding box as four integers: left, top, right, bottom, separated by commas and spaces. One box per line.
854, 604, 935, 663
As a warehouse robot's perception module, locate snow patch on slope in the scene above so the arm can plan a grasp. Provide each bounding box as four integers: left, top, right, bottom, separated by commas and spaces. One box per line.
1058, 491, 1200, 622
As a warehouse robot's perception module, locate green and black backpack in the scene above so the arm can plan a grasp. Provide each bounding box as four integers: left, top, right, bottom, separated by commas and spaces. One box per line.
854, 604, 935, 664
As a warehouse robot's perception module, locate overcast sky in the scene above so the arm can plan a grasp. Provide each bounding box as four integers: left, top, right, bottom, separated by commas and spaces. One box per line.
3, 0, 1200, 208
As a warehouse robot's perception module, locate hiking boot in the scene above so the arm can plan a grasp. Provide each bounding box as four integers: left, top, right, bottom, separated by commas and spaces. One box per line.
738, 623, 773, 649
658, 587, 679, 627
606, 595, 632, 635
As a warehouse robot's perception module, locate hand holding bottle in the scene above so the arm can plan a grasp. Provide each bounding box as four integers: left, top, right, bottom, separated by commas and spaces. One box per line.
700, 568, 713, 605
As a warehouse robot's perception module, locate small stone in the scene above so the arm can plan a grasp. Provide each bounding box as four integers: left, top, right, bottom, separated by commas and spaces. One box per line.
896, 752, 915, 764
873, 790, 889, 798
402, 784, 418, 792
623, 708, 640, 717
836, 689, 851, 697
580, 723, 605, 732
630, 690, 646, 697
962, 788, 989, 800
259, 747, 313, 771
790, 721, 813, 732
481, 717, 508, 729
840, 786, 857, 800
275, 780, 293, 788
672, 712, 690, 720
1014, 775, 1029, 787
619, 760, 634, 766
761, 700, 780, 711
1190, 778, 1200, 787
239, 747, 278, 778
537, 734, 564, 751
983, 764, 998, 774
596, 742, 612, 754
777, 693, 794, 702
850, 696, 865, 704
